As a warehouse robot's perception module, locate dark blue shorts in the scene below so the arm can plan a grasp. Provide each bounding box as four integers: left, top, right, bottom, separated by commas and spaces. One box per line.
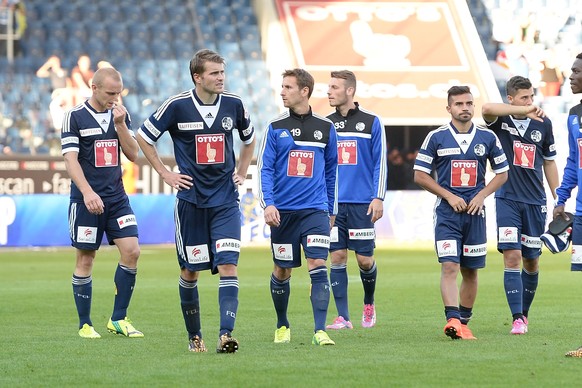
330, 203, 375, 256
496, 198, 545, 259
433, 199, 487, 269
175, 199, 241, 273
269, 209, 330, 268
68, 196, 138, 251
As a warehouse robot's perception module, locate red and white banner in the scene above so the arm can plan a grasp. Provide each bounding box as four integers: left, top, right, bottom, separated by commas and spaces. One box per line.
274, 0, 501, 125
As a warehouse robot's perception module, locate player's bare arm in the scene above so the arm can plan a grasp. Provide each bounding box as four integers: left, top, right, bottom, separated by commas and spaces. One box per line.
264, 205, 280, 227
543, 159, 559, 203
367, 198, 384, 223
112, 104, 139, 162
414, 170, 467, 212
482, 103, 545, 123
136, 133, 193, 190
466, 171, 508, 215
233, 137, 256, 185
63, 152, 104, 215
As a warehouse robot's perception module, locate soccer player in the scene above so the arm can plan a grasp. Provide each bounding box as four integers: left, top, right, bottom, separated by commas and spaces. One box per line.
257, 68, 338, 346
481, 76, 559, 335
136, 49, 255, 353
62, 67, 143, 339
554, 53, 582, 357
413, 86, 509, 340
324, 70, 387, 330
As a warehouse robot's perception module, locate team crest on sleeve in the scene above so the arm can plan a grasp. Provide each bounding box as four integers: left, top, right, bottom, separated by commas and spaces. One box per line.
221, 117, 233, 131
338, 140, 357, 164
513, 141, 535, 169
94, 139, 118, 167
287, 150, 314, 177
355, 122, 365, 131
314, 130, 323, 141
196, 134, 225, 164
186, 244, 210, 264
450, 160, 477, 187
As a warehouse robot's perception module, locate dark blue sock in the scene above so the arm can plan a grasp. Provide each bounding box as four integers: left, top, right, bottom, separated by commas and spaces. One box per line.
270, 274, 290, 328
330, 264, 349, 320
360, 262, 377, 305
504, 269, 522, 316
111, 264, 137, 321
521, 268, 538, 316
72, 274, 92, 328
459, 305, 473, 325
309, 266, 330, 332
218, 276, 239, 336
179, 277, 201, 339
445, 306, 460, 321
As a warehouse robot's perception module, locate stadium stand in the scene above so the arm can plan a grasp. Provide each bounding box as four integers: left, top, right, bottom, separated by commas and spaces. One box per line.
0, 0, 276, 155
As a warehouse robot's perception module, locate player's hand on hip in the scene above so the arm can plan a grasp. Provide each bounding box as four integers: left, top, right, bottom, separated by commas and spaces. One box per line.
264, 205, 280, 227
162, 171, 193, 191
232, 172, 245, 185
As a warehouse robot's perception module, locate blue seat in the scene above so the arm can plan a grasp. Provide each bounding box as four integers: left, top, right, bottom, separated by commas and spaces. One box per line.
210, 7, 233, 25
128, 24, 150, 41
216, 25, 237, 43
171, 24, 194, 42
150, 41, 174, 59
129, 41, 152, 60
150, 24, 172, 42
218, 41, 242, 61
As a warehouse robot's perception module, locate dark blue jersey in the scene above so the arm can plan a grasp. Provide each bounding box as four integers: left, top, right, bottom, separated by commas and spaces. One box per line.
257, 108, 338, 214
414, 122, 509, 202
61, 100, 132, 203
138, 89, 255, 208
326, 103, 387, 203
486, 115, 556, 205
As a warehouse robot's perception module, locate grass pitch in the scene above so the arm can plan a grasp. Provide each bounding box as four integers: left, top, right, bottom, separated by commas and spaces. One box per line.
1, 245, 581, 387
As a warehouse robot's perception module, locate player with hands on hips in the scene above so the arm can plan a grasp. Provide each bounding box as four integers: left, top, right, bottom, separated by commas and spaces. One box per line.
137, 49, 255, 353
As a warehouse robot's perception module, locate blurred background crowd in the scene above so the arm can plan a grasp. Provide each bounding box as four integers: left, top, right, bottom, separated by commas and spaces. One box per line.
1, 0, 582, 190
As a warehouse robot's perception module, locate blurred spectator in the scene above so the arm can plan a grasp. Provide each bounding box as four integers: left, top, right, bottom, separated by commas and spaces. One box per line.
70, 54, 95, 104
36, 55, 71, 91
387, 148, 410, 190
540, 48, 564, 98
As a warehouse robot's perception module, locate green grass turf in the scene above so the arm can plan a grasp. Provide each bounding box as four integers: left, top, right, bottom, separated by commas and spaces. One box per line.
1, 245, 581, 387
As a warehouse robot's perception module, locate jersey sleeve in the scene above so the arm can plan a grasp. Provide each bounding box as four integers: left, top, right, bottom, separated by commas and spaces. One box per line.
556, 113, 579, 206
372, 116, 387, 200
137, 97, 174, 145
237, 100, 255, 145
413, 131, 436, 174
257, 125, 276, 209
542, 118, 557, 160
488, 133, 509, 173
61, 109, 80, 155
325, 123, 339, 215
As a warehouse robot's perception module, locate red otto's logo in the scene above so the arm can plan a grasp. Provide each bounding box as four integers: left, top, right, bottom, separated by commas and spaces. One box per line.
442, 241, 450, 250
278, 246, 286, 254
192, 247, 201, 256
84, 229, 93, 237
504, 228, 513, 237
